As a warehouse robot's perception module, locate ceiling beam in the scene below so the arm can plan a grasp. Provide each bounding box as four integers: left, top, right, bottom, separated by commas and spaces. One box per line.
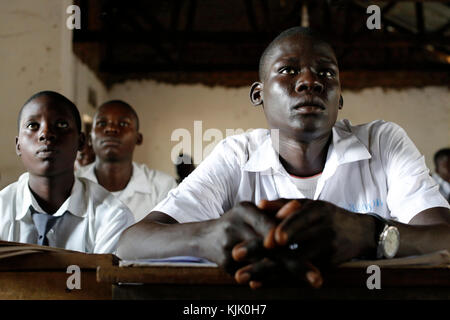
244, 0, 259, 32
100, 70, 450, 89
73, 31, 449, 45
415, 2, 425, 35
99, 60, 448, 73
170, 0, 182, 31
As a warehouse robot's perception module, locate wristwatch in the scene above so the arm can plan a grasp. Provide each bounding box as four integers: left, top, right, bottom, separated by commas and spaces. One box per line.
368, 213, 400, 259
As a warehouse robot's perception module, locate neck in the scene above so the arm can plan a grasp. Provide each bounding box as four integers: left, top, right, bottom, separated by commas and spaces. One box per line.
94, 159, 133, 192
28, 172, 75, 214
274, 131, 332, 177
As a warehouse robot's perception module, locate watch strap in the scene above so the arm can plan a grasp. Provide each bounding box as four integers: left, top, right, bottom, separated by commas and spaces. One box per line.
364, 212, 389, 258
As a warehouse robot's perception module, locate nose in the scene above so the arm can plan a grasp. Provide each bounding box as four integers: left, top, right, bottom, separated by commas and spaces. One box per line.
296, 69, 324, 94
104, 121, 119, 135
38, 123, 56, 142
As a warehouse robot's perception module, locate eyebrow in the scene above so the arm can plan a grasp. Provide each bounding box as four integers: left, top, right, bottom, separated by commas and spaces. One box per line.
95, 115, 133, 122
275, 56, 338, 66
317, 57, 338, 65
119, 117, 132, 121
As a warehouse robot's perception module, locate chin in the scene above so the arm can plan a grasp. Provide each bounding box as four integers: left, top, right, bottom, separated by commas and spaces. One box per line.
105, 156, 121, 162
289, 120, 331, 140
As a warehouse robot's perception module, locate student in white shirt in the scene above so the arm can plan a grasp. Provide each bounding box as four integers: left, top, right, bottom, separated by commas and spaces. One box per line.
117, 27, 450, 288
0, 91, 134, 253
76, 100, 177, 222
432, 148, 450, 202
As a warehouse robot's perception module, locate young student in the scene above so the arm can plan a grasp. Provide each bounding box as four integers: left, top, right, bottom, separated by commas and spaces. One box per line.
117, 27, 450, 288
76, 100, 177, 222
432, 148, 450, 202
0, 91, 134, 253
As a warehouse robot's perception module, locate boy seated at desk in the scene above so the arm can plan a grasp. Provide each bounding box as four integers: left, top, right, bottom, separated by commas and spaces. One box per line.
76, 100, 177, 222
117, 27, 450, 288
0, 91, 134, 253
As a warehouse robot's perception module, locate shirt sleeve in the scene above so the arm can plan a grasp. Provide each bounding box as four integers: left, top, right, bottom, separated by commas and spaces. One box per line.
93, 203, 135, 254
156, 174, 178, 204
152, 138, 243, 223
382, 123, 450, 223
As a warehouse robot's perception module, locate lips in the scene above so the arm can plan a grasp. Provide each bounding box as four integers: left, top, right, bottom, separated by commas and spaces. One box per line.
101, 139, 121, 147
36, 147, 58, 159
292, 97, 326, 114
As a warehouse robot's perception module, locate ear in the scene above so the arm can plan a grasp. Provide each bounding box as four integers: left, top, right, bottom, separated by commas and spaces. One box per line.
15, 136, 21, 157
250, 82, 263, 106
339, 95, 344, 110
87, 134, 92, 147
136, 133, 143, 146
78, 132, 86, 152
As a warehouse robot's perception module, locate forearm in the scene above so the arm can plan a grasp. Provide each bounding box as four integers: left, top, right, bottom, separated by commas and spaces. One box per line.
393, 222, 450, 257
395, 207, 450, 256
362, 207, 450, 258
349, 208, 449, 260
116, 217, 216, 261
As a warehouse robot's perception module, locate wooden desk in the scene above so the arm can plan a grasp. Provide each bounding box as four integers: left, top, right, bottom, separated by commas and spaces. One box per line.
97, 264, 450, 300
0, 243, 117, 300
1, 240, 449, 301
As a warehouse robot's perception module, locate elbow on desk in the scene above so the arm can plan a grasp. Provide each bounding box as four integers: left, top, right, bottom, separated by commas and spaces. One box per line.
116, 224, 137, 260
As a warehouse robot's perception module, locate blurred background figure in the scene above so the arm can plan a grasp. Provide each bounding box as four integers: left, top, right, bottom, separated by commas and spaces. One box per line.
175, 153, 196, 184
432, 148, 450, 203
76, 118, 95, 169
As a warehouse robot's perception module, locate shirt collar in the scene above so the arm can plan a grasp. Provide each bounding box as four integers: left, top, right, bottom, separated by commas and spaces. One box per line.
122, 162, 153, 197
16, 174, 87, 221
243, 120, 371, 174
243, 133, 281, 173
83, 162, 152, 196
78, 162, 97, 181
330, 120, 372, 165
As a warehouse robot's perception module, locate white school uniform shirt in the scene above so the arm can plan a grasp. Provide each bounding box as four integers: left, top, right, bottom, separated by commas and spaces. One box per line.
0, 173, 135, 253
153, 119, 449, 224
432, 172, 450, 202
77, 162, 177, 222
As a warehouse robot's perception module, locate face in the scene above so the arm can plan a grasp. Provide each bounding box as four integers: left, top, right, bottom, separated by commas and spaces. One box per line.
16, 96, 83, 177
436, 155, 450, 182
252, 34, 341, 141
91, 103, 142, 162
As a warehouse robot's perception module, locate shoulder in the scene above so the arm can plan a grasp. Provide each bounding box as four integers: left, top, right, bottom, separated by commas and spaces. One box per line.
0, 173, 27, 222
0, 179, 19, 199
79, 177, 134, 225
336, 119, 403, 135
336, 119, 407, 145
221, 128, 270, 150
134, 162, 175, 183
0, 173, 27, 199
78, 177, 131, 214
212, 129, 270, 166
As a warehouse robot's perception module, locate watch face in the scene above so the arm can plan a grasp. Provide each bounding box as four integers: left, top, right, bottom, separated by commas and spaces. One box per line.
383, 226, 400, 259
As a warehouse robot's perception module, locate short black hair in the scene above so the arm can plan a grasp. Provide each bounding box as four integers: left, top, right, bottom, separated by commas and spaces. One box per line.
18, 91, 82, 133
258, 27, 334, 81
97, 100, 140, 131
434, 148, 450, 167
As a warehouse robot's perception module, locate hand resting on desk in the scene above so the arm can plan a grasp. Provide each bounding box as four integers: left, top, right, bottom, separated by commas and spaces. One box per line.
116, 198, 450, 290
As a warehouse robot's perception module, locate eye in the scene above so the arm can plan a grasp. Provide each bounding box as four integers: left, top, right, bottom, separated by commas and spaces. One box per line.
119, 121, 130, 127
279, 67, 298, 75
56, 121, 69, 129
318, 69, 335, 78
96, 121, 106, 127
26, 122, 39, 130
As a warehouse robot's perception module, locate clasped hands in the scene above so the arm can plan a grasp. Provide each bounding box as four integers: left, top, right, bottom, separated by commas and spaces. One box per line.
215, 198, 369, 289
